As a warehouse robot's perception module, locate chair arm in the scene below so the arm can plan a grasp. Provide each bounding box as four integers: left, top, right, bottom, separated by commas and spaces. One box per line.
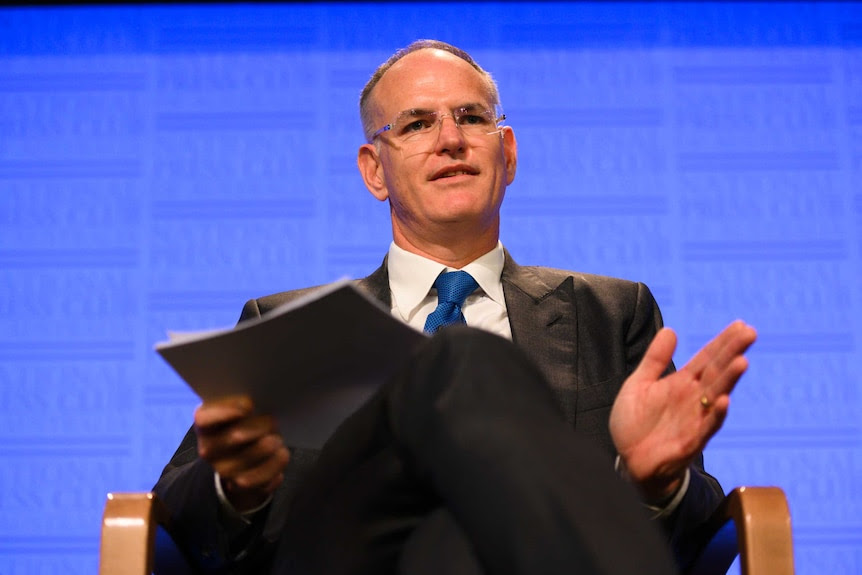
102, 488, 793, 575
99, 492, 195, 575
99, 493, 166, 575
687, 486, 794, 575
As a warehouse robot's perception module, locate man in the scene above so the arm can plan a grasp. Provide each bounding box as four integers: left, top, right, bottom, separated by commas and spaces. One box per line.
155, 40, 756, 574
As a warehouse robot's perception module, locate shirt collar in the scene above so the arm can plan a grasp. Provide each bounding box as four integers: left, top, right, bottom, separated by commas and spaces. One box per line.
387, 241, 506, 321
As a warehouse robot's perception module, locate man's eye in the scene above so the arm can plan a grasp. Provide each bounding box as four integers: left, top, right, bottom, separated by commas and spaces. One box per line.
458, 114, 488, 126
401, 118, 432, 133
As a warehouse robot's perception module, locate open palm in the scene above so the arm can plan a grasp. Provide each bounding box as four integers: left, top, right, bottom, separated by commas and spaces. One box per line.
609, 321, 757, 499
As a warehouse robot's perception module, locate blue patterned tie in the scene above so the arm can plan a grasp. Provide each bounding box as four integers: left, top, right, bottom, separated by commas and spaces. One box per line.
423, 271, 479, 334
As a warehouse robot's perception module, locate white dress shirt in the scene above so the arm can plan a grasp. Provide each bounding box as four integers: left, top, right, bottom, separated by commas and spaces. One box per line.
387, 241, 512, 339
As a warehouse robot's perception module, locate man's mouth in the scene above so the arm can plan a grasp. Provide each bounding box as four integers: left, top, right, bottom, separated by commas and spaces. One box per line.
431, 166, 478, 180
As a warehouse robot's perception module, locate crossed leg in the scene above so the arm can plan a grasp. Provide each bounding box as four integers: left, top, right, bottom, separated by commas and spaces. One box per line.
280, 327, 677, 575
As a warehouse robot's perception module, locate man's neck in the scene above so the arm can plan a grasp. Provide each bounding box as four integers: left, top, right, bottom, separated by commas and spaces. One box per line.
389, 212, 501, 268
392, 228, 499, 269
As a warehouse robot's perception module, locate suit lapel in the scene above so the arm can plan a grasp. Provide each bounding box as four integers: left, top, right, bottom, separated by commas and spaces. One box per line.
359, 251, 580, 423
502, 252, 580, 424
357, 258, 391, 309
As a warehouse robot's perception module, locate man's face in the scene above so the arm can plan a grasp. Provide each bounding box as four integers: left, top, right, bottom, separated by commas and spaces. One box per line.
358, 49, 517, 247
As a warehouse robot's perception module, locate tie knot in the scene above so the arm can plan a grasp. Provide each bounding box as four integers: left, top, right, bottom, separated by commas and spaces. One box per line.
433, 271, 478, 306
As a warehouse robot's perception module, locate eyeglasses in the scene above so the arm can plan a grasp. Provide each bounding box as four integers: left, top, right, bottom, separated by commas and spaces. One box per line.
372, 105, 506, 146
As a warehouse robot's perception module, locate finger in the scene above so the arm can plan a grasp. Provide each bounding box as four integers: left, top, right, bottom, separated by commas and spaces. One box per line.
696, 322, 756, 398
197, 414, 279, 461
707, 323, 757, 374
194, 395, 254, 430
682, 322, 738, 377
703, 355, 750, 399
212, 433, 288, 478
697, 394, 731, 451
630, 328, 677, 382
222, 442, 290, 493
198, 412, 278, 443
685, 321, 756, 379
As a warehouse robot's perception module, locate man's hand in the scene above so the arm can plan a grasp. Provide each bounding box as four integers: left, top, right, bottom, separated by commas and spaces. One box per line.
609, 321, 757, 502
194, 395, 290, 513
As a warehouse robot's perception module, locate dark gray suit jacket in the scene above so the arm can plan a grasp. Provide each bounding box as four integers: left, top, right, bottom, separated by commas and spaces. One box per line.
155, 252, 724, 573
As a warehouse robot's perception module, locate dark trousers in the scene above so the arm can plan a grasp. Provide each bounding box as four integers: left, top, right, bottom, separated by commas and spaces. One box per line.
278, 327, 677, 575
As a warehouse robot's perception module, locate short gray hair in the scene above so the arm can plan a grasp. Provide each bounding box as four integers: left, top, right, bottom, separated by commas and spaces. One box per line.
359, 40, 501, 143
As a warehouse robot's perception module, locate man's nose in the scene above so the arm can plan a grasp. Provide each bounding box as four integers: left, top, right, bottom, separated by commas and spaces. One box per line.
434, 114, 466, 153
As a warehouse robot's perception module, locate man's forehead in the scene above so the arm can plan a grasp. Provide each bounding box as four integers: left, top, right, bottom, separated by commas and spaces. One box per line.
371, 49, 491, 116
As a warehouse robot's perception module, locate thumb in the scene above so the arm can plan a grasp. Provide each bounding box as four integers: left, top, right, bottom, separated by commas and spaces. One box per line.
631, 328, 677, 382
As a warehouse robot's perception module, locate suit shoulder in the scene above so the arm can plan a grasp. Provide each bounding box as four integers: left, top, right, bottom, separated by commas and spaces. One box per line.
517, 265, 658, 317
523, 265, 642, 294
257, 285, 327, 310
239, 284, 328, 322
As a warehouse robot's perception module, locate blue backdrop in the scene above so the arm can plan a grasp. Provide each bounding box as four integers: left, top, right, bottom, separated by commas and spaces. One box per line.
1, 2, 860, 573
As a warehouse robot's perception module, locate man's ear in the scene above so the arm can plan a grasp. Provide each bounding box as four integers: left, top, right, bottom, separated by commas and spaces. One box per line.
501, 127, 518, 186
357, 144, 389, 201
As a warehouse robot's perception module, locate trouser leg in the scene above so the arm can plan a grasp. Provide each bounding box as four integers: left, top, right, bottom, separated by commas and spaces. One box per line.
390, 327, 676, 575
281, 326, 677, 575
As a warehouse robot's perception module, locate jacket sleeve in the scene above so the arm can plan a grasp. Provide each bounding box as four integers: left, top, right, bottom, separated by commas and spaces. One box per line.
151, 298, 279, 574
627, 282, 725, 569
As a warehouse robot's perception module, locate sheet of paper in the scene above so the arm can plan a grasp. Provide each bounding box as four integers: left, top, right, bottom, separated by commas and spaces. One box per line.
156, 280, 427, 448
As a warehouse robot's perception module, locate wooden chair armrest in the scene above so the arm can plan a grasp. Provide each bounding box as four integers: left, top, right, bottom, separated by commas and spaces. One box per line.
103, 488, 792, 575
99, 493, 167, 575
687, 486, 794, 575
99, 492, 195, 575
